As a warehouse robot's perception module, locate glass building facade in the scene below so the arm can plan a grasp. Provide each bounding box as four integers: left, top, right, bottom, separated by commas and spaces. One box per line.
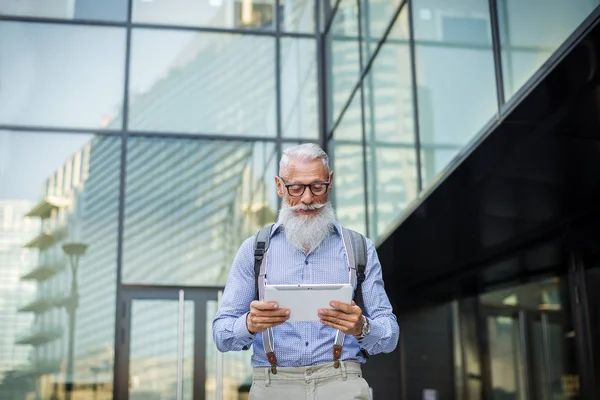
1, 0, 599, 399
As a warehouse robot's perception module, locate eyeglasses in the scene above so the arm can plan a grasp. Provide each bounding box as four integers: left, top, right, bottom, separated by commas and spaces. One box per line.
278, 177, 330, 197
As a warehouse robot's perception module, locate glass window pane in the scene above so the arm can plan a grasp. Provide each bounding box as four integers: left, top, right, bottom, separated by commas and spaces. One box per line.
331, 142, 366, 236
129, 300, 194, 400
0, 131, 119, 400
412, 0, 497, 186
328, 0, 360, 131
123, 138, 277, 285
280, 0, 315, 33
128, 29, 276, 136
0, 22, 126, 130
281, 38, 318, 139
132, 0, 274, 29
364, 5, 417, 241
480, 277, 581, 400
498, 0, 600, 99
361, 0, 404, 64
334, 90, 362, 140
0, 0, 127, 21
330, 90, 366, 235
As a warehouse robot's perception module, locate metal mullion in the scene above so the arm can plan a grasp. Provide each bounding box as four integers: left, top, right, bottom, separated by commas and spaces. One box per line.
407, 0, 423, 192
0, 14, 128, 27
567, 246, 598, 400
0, 125, 121, 136
488, 0, 506, 113
324, 0, 344, 35
0, 13, 315, 38
275, 1, 282, 143
0, 125, 286, 143
356, 0, 370, 238
317, 0, 330, 150
361, 0, 379, 238
112, 132, 128, 400
328, 0, 406, 139
112, 0, 133, 395
275, 0, 281, 32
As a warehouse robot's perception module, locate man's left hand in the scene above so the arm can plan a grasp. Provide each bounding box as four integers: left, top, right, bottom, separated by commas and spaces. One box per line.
318, 301, 363, 336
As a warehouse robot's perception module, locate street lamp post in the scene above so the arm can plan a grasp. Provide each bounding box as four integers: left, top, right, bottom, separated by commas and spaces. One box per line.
62, 242, 88, 400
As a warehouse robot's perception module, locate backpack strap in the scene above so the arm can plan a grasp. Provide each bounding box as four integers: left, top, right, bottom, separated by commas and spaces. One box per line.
344, 228, 370, 360
254, 224, 273, 301
341, 227, 368, 314
253, 224, 277, 373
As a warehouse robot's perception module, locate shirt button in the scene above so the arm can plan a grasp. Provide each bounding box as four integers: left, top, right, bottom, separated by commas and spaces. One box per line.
305, 342, 309, 346
306, 370, 312, 376
305, 260, 308, 265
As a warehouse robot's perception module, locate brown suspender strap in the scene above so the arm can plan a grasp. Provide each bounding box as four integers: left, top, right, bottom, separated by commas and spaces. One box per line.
333, 344, 343, 368
266, 351, 278, 374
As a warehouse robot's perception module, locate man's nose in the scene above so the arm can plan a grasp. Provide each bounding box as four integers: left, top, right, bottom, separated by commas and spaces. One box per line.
301, 187, 314, 203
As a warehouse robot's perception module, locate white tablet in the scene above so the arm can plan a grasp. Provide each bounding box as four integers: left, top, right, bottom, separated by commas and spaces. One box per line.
263, 284, 353, 322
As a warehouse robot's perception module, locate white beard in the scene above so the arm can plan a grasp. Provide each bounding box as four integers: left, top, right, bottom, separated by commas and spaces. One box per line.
278, 200, 336, 252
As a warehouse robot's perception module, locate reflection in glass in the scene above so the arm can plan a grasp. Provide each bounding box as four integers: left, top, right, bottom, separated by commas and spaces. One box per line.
123, 138, 277, 286
280, 38, 318, 139
128, 29, 276, 136
0, 131, 119, 400
129, 300, 194, 400
487, 315, 526, 400
363, 5, 418, 240
480, 278, 580, 399
497, 0, 600, 99
132, 0, 274, 30
361, 0, 404, 64
328, 0, 360, 130
0, 22, 126, 130
331, 143, 366, 236
280, 0, 314, 33
412, 0, 497, 186
0, 0, 127, 21
330, 88, 366, 235
206, 300, 252, 399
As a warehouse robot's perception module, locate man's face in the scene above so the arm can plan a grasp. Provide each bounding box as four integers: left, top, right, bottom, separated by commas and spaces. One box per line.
276, 159, 334, 217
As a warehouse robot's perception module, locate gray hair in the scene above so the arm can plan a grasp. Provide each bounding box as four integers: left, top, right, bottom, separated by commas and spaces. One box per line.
279, 143, 330, 177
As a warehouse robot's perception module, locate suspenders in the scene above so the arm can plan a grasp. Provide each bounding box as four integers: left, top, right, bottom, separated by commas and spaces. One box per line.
253, 224, 367, 374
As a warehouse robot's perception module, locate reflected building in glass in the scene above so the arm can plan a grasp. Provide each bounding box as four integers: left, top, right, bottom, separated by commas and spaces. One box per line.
0, 201, 38, 393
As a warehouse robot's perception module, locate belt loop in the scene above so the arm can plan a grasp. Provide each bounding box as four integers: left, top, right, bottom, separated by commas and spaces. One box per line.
265, 367, 271, 386
340, 361, 348, 381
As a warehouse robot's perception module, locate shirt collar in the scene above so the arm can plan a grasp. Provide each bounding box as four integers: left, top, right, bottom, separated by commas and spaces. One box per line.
270, 219, 342, 238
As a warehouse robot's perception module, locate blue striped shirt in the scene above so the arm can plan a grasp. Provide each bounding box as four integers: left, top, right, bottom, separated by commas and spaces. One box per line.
212, 221, 399, 367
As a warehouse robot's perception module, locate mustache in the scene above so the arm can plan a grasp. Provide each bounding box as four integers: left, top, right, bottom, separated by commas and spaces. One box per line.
289, 203, 326, 211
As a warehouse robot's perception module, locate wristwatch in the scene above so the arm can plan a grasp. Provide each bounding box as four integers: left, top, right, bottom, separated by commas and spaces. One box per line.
355, 316, 371, 340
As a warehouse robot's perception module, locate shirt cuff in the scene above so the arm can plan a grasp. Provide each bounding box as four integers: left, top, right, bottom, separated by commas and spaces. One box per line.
233, 312, 256, 348
356, 317, 380, 350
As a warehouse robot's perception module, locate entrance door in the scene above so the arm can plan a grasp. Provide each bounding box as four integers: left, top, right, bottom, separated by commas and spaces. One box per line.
114, 286, 221, 400
482, 304, 573, 400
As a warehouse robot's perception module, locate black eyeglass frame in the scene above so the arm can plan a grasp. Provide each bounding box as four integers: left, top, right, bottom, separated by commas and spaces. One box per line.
278, 176, 331, 197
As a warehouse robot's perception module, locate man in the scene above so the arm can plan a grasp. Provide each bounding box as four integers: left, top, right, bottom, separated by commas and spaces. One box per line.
213, 143, 399, 399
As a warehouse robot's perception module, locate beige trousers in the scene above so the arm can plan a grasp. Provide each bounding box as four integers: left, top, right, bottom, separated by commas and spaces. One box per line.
249, 361, 371, 400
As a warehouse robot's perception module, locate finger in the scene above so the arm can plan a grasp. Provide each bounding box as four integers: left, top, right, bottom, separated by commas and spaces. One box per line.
255, 319, 288, 330
319, 315, 353, 332
250, 300, 281, 311
251, 314, 290, 324
329, 301, 359, 314
318, 308, 357, 321
251, 308, 290, 318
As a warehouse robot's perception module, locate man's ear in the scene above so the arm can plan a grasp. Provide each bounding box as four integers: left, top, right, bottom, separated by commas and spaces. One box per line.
275, 176, 284, 198
328, 171, 334, 191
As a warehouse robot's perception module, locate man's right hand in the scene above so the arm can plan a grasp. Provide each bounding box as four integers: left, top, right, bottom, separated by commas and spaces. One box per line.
246, 301, 290, 334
